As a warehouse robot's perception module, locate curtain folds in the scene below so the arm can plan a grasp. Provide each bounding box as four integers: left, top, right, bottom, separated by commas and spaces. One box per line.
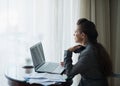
0, 0, 119, 86
110, 0, 120, 86
78, 0, 112, 86
79, 0, 111, 53
80, 0, 120, 86
0, 0, 81, 85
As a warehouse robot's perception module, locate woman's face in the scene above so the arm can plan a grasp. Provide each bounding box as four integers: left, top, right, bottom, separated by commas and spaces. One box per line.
73, 25, 85, 43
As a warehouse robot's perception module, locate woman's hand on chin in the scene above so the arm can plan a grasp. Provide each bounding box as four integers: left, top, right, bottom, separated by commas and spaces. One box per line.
67, 45, 81, 52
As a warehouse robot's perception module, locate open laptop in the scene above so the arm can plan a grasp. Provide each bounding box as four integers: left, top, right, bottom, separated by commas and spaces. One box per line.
30, 42, 64, 74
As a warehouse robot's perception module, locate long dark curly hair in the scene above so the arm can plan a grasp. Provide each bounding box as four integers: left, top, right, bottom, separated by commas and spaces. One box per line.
77, 18, 113, 77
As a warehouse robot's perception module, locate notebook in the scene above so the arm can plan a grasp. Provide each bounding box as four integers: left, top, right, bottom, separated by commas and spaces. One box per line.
30, 42, 64, 74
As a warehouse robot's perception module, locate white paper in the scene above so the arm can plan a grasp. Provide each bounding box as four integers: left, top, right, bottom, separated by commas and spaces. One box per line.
28, 79, 56, 85
24, 73, 66, 85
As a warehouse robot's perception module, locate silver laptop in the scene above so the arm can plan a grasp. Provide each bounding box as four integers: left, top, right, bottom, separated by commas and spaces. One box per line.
30, 42, 64, 74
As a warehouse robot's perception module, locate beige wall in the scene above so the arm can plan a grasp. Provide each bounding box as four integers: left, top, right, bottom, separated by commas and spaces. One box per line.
110, 0, 120, 85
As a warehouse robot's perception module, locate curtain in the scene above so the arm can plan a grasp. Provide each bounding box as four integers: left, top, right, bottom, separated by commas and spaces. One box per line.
0, 0, 35, 85
78, 0, 113, 85
110, 0, 120, 86
79, 0, 120, 86
35, 0, 81, 86
79, 0, 111, 53
1, 0, 119, 86
0, 0, 81, 86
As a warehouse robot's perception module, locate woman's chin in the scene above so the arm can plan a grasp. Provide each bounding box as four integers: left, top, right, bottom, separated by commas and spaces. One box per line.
75, 40, 79, 43
74, 38, 80, 43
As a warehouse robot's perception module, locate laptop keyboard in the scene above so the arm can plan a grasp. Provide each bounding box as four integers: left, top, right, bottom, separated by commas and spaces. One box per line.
38, 62, 59, 72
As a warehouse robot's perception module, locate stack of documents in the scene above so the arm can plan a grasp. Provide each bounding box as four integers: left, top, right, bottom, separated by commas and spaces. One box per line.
24, 73, 66, 86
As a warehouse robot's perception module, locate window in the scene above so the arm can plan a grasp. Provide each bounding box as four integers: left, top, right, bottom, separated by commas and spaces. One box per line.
0, 0, 80, 85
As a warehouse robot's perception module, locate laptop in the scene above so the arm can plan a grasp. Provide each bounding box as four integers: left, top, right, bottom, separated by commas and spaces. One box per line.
30, 42, 64, 74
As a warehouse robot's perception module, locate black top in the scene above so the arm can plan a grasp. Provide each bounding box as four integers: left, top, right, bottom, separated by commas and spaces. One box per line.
64, 43, 108, 86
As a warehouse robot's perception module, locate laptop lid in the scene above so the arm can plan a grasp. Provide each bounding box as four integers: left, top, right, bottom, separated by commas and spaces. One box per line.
30, 42, 45, 70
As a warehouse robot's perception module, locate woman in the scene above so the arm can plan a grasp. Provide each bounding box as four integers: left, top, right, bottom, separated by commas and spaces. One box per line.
64, 18, 113, 86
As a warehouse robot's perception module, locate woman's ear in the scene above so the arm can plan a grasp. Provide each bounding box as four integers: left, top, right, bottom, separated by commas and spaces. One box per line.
81, 32, 86, 38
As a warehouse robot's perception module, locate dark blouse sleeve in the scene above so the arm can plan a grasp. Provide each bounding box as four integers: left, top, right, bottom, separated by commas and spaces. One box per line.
64, 50, 92, 80
64, 50, 73, 75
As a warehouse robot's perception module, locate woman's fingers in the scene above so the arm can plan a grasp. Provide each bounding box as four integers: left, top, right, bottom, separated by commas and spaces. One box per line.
68, 45, 82, 52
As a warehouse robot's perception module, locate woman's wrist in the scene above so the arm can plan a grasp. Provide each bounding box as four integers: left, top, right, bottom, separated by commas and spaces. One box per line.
64, 50, 72, 58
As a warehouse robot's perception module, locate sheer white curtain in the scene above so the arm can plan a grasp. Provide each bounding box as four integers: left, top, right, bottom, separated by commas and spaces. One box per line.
0, 0, 35, 85
0, 0, 81, 86
35, 1, 81, 85
34, 0, 76, 62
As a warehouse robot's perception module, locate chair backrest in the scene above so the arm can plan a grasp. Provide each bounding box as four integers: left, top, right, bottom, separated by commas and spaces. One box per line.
112, 73, 120, 78
110, 73, 120, 86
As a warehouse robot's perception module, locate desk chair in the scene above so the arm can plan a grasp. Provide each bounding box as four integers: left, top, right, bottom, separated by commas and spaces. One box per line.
108, 73, 120, 86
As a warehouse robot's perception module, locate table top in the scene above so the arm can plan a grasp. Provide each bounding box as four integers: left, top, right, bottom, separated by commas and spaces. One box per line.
5, 64, 68, 86
5, 64, 37, 82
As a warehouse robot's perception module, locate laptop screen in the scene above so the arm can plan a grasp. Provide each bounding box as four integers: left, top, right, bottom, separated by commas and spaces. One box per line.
30, 42, 45, 69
